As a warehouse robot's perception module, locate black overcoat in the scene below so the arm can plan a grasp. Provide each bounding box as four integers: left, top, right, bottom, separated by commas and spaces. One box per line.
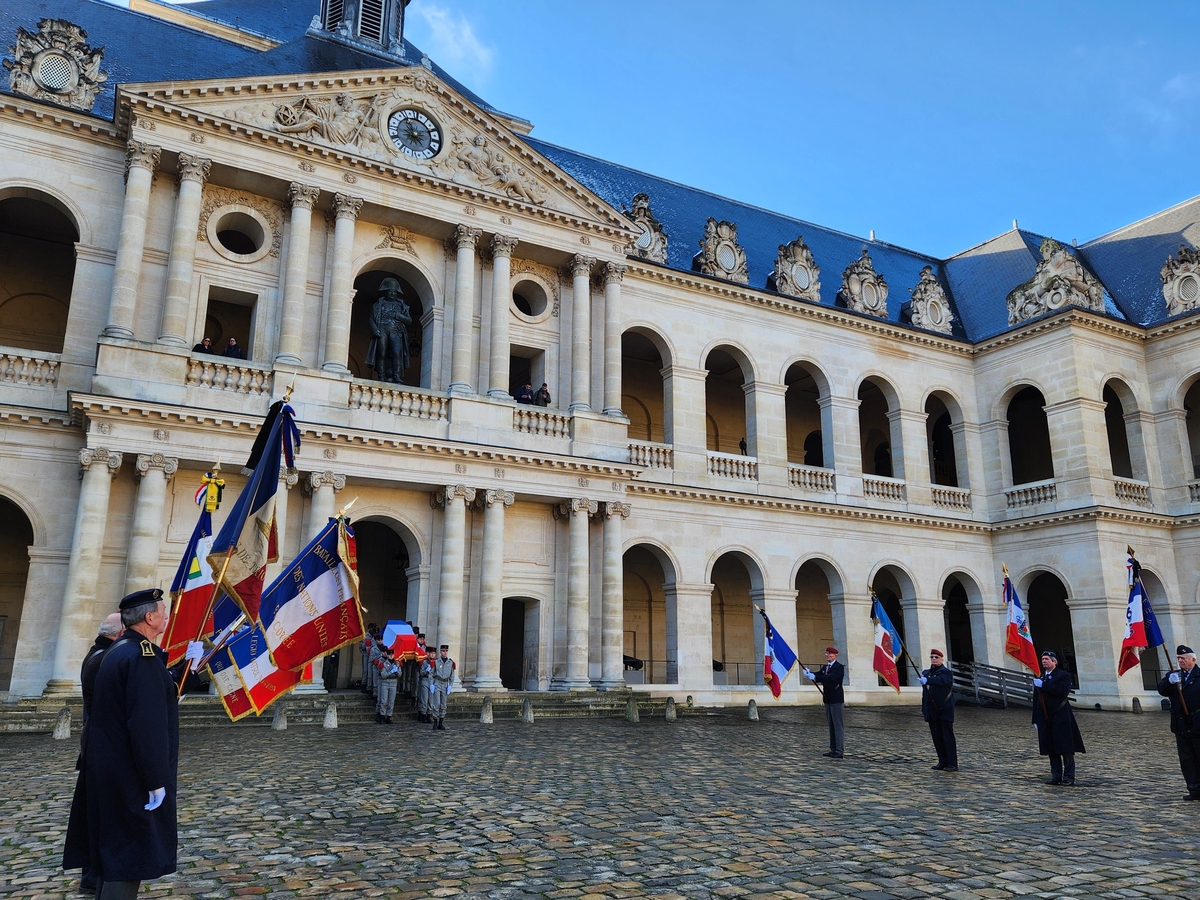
63, 631, 179, 882
812, 660, 844, 704
1158, 666, 1200, 735
921, 664, 956, 722
1031, 667, 1085, 755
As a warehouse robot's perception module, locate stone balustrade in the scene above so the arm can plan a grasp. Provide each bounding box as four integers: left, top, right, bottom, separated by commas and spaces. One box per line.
629, 440, 673, 468
1113, 477, 1151, 508
707, 451, 757, 480
1005, 479, 1057, 509
931, 485, 971, 510
863, 475, 906, 502
0, 349, 59, 387
1191, 481, 1200, 503
186, 357, 273, 395
788, 463, 835, 492
514, 407, 570, 438
348, 382, 448, 421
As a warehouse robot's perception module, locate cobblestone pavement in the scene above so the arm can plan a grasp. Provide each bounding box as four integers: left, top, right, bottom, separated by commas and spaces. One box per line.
2, 703, 1197, 899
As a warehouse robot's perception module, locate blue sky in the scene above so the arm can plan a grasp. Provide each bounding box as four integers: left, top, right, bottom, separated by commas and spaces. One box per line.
400, 0, 1200, 258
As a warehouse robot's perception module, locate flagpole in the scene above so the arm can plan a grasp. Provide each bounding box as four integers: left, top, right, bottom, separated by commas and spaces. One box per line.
1129, 546, 1187, 717
178, 546, 235, 699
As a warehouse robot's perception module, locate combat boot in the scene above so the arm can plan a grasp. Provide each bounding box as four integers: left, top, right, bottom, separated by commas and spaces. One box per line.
375, 712, 382, 724
437, 718, 446, 731
431, 717, 438, 732
385, 716, 393, 724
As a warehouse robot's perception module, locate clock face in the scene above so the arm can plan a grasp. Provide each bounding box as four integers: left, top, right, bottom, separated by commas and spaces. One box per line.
387, 108, 442, 159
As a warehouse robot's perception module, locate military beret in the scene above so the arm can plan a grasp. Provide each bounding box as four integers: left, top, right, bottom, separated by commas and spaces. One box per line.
1178, 645, 1195, 655
1040, 649, 1057, 660
118, 588, 164, 610
825, 646, 839, 654
929, 649, 944, 658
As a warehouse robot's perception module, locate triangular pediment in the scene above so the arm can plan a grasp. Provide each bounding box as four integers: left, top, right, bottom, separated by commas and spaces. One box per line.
118, 68, 635, 235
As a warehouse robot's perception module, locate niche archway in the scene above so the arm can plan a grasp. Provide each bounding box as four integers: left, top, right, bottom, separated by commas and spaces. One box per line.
1007, 386, 1054, 485
345, 518, 421, 689
1026, 572, 1078, 688
348, 265, 431, 387
622, 329, 669, 443
0, 496, 34, 692
859, 377, 901, 478
622, 543, 677, 684
0, 193, 78, 354
785, 362, 831, 468
710, 551, 763, 686
705, 347, 752, 455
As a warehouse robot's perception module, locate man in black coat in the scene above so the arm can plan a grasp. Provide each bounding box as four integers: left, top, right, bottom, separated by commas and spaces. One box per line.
64, 589, 182, 900
805, 647, 845, 758
1158, 644, 1200, 801
919, 648, 958, 771
1031, 649, 1085, 786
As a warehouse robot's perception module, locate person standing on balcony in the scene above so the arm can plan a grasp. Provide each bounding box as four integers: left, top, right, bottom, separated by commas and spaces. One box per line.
515, 383, 535, 404
534, 383, 552, 407
222, 337, 245, 360
191, 336, 215, 355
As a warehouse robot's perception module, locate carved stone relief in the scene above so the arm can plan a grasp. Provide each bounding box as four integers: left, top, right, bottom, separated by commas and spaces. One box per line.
905, 265, 954, 334
198, 186, 283, 258
837, 250, 889, 317
4, 18, 107, 112
1161, 244, 1200, 317
624, 193, 668, 264
768, 236, 820, 302
693, 218, 748, 284
1005, 238, 1104, 325
375, 224, 417, 254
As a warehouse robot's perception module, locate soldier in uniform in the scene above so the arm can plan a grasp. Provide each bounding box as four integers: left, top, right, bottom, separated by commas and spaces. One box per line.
375, 646, 400, 724
417, 646, 436, 723
805, 647, 845, 758
918, 648, 958, 771
1158, 644, 1200, 800
366, 629, 383, 700
431, 644, 456, 731
359, 626, 376, 693
1031, 649, 1085, 785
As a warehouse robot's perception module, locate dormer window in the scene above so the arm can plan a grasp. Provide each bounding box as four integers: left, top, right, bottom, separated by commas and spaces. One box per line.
317, 0, 409, 55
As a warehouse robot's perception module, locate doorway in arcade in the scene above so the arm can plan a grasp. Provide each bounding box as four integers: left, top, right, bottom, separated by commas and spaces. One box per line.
343, 520, 409, 688
499, 597, 539, 691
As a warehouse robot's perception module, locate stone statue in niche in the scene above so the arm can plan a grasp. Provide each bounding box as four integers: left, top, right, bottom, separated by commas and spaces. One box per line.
365, 277, 412, 383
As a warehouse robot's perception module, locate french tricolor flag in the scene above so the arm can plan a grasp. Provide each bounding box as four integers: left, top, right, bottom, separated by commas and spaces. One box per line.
163, 507, 216, 667
872, 598, 903, 692
1002, 573, 1040, 674
759, 608, 798, 698
227, 623, 301, 714
208, 648, 254, 721
258, 518, 364, 673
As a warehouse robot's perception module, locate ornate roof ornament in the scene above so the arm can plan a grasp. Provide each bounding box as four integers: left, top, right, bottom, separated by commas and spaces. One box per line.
624, 193, 668, 264
768, 236, 820, 302
837, 250, 888, 317
4, 18, 107, 112
1006, 238, 1105, 325
1161, 244, 1200, 317
692, 218, 748, 284
905, 265, 954, 334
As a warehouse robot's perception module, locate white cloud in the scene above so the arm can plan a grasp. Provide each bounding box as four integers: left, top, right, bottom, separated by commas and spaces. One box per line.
410, 4, 495, 86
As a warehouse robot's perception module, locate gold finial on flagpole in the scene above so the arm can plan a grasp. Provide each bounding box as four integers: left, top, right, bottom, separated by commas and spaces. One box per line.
283, 372, 296, 403
1127, 545, 1136, 558
337, 496, 359, 519
1002, 563, 1009, 578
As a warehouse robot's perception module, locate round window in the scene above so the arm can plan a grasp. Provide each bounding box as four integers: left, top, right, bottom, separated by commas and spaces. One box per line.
634, 223, 654, 251
512, 279, 548, 319
1179, 273, 1199, 303
862, 281, 879, 308
206, 207, 273, 264
716, 242, 737, 271
34, 52, 78, 93
791, 263, 810, 290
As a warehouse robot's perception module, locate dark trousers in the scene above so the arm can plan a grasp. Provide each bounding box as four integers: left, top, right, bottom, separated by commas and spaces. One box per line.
1049, 753, 1076, 783
1176, 733, 1200, 794
824, 702, 844, 754
97, 880, 140, 900
928, 718, 957, 767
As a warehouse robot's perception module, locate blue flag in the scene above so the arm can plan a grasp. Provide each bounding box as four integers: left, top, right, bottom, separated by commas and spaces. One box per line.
1142, 593, 1166, 649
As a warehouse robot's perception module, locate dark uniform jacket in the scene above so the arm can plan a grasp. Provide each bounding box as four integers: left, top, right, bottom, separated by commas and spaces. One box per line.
920, 664, 956, 722
812, 660, 844, 705
1158, 666, 1200, 735
63, 631, 179, 882
1031, 667, 1085, 756
76, 634, 116, 768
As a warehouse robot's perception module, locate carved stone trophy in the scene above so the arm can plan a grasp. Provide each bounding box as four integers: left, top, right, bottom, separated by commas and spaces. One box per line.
365, 277, 412, 383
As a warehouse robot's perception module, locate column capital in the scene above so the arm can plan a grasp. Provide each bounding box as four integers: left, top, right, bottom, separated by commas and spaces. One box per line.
603, 261, 627, 285
603, 500, 631, 519
570, 254, 596, 278
307, 470, 346, 492
175, 152, 211, 186
124, 140, 160, 180
79, 447, 121, 475
454, 224, 482, 249
332, 193, 363, 220
484, 488, 515, 508
286, 182, 321, 210
556, 498, 598, 518
432, 484, 477, 507
279, 466, 299, 489
135, 452, 178, 479
490, 234, 518, 258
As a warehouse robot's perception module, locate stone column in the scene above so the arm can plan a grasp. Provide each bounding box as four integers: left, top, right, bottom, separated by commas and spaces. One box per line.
560, 497, 597, 688
45, 448, 122, 693
829, 590, 875, 692
123, 453, 178, 593
158, 153, 211, 346
104, 141, 161, 339
569, 255, 596, 411
745, 381, 787, 486
306, 470, 346, 540
449, 225, 482, 394
602, 262, 626, 416
487, 235, 518, 398
669, 581, 715, 688
277, 183, 320, 364
599, 501, 630, 688
322, 193, 363, 372
907, 597, 948, 670
435, 485, 475, 688
266, 467, 299, 583
473, 489, 514, 690
823, 395, 864, 499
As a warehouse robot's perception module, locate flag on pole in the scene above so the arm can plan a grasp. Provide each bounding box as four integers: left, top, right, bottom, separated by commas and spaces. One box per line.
257, 517, 364, 673
758, 608, 798, 698
207, 646, 253, 721
1002, 571, 1040, 673
162, 506, 217, 666
207, 401, 300, 621
383, 620, 419, 662
227, 623, 301, 714
871, 597, 903, 692
1118, 554, 1167, 676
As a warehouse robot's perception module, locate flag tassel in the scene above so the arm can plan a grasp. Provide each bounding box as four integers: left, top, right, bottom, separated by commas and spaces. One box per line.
178, 545, 235, 699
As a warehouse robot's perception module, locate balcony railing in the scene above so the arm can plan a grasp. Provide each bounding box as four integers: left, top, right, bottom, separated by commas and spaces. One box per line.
186, 357, 273, 395
1191, 481, 1200, 503
712, 661, 762, 686
931, 485, 971, 510
863, 474, 906, 502
629, 440, 673, 468
1005, 479, 1057, 509
0, 349, 59, 388
513, 407, 570, 438
348, 382, 448, 421
707, 451, 757, 480
788, 463, 835, 492
1113, 477, 1151, 508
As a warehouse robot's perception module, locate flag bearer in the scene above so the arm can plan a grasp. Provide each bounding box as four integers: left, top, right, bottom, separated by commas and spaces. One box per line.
1031, 650, 1085, 786
376, 646, 401, 724
805, 647, 844, 759
1158, 644, 1200, 801
431, 644, 456, 731
919, 649, 958, 771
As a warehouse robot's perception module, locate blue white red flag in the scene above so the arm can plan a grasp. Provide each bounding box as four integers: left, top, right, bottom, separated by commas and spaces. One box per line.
383, 620, 419, 662
208, 646, 253, 721
758, 608, 798, 698
227, 623, 301, 714
258, 517, 364, 672
162, 507, 216, 667
1118, 555, 1167, 675
872, 598, 903, 692
1002, 573, 1040, 673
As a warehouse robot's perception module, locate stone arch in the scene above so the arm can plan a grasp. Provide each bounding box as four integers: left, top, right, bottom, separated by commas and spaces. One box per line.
793, 556, 843, 668
1101, 376, 1146, 480
0, 481, 48, 549
1134, 567, 1173, 689
784, 359, 833, 468
703, 343, 757, 456
709, 549, 766, 686
993, 378, 1054, 424
623, 540, 680, 685
857, 374, 902, 479
870, 562, 918, 686
1022, 570, 1079, 688
347, 257, 436, 387
940, 569, 984, 667
1005, 384, 1055, 485
924, 387, 968, 488
0, 494, 35, 692
0, 182, 88, 245
622, 324, 673, 443
1177, 370, 1200, 480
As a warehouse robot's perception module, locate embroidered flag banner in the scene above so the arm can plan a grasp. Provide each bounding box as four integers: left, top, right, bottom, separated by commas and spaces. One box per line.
208, 646, 253, 722
162, 506, 216, 667
227, 623, 301, 714
1118, 555, 1168, 675
758, 608, 798, 698
872, 598, 903, 692
1002, 573, 1040, 673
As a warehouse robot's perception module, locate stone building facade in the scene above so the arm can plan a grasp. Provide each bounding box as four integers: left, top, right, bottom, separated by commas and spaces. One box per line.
1, 0, 1198, 708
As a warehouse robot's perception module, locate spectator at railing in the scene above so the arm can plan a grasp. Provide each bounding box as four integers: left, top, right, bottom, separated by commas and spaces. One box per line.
514, 383, 535, 404
191, 337, 215, 355
534, 383, 552, 407
222, 337, 246, 360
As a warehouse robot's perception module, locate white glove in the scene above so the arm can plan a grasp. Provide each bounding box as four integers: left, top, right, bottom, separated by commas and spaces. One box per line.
429, 683, 436, 693
805, 670, 816, 681
1032, 678, 1043, 688
1169, 671, 1182, 684
145, 787, 166, 811
918, 676, 928, 685
185, 641, 205, 671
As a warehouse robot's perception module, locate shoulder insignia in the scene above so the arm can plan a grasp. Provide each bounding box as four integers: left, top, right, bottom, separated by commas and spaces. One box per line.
141, 639, 155, 657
